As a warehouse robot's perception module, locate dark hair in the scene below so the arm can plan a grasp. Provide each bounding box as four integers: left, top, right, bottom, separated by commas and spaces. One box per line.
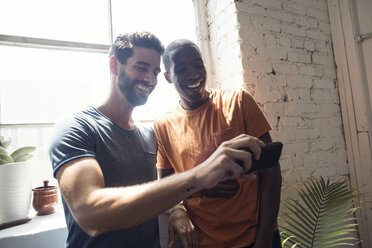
163, 39, 201, 72
109, 32, 164, 64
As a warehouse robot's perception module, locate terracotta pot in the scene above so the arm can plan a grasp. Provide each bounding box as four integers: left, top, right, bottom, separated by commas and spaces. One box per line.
32, 180, 58, 216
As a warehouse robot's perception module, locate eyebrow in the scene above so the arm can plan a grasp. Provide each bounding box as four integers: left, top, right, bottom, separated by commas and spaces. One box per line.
136, 61, 161, 73
174, 58, 203, 67
175, 57, 203, 63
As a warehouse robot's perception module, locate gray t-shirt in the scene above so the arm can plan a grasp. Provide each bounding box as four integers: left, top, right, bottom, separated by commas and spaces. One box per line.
49, 106, 160, 248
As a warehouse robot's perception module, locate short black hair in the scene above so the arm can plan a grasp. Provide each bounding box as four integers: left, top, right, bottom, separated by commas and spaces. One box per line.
109, 32, 164, 64
163, 39, 201, 72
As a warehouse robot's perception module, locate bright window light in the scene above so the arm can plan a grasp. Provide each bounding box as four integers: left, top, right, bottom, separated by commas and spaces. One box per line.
0, 0, 109, 44
111, 0, 197, 121
0, 0, 197, 124
0, 46, 109, 124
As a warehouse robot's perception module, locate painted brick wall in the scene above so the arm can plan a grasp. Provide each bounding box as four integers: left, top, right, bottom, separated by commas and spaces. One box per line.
204, 0, 244, 89
203, 0, 349, 197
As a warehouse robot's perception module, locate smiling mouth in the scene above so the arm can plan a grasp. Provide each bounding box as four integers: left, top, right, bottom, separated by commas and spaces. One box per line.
185, 80, 202, 89
135, 81, 153, 94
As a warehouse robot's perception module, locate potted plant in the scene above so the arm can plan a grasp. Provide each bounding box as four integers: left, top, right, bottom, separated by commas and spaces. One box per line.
279, 176, 360, 247
0, 135, 36, 228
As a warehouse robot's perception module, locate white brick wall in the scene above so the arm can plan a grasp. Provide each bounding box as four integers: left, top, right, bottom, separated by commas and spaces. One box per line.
203, 0, 349, 198
206, 0, 243, 89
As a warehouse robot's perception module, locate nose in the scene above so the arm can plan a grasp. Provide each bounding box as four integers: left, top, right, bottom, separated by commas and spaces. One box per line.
188, 68, 201, 80
144, 72, 157, 86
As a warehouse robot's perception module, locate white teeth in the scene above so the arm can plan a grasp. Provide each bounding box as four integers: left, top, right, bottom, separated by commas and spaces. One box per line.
136, 83, 150, 91
186, 81, 201, 89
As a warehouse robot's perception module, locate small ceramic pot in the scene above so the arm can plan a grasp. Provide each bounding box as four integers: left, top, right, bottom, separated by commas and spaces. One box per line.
32, 180, 58, 216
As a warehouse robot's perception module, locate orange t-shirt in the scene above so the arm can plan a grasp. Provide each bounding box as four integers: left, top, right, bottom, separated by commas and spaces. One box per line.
154, 89, 272, 247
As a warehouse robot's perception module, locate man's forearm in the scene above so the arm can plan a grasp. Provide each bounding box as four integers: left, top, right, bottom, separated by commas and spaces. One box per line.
71, 168, 201, 237
255, 165, 282, 247
61, 134, 263, 237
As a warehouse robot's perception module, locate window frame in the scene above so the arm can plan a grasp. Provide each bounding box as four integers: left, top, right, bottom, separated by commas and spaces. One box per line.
0, 34, 110, 53
0, 0, 198, 125
0, 0, 112, 125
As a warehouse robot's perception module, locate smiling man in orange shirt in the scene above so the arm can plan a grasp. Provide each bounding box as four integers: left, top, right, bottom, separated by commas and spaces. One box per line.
154, 40, 282, 248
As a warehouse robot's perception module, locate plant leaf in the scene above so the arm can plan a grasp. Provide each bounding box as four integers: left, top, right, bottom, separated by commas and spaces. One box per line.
10, 146, 36, 161
279, 176, 359, 248
0, 153, 14, 164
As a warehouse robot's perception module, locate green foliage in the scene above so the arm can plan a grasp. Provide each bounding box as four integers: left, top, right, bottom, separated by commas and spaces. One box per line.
279, 176, 360, 248
0, 135, 36, 165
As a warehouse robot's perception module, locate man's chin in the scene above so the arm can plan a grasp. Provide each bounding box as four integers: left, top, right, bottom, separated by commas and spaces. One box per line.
129, 96, 148, 107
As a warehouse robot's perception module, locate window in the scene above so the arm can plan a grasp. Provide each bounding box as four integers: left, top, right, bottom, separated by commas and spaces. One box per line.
0, 46, 109, 123
0, 0, 197, 187
0, 1, 109, 43
0, 0, 197, 124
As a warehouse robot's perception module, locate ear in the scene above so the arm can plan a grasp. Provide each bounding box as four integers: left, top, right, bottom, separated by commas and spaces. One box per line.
164, 72, 172, 84
109, 56, 120, 76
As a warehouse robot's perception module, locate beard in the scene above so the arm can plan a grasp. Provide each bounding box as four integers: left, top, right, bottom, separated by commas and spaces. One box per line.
117, 69, 152, 106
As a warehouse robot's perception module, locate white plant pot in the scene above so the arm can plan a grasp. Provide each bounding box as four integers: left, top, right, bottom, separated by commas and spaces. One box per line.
0, 162, 32, 224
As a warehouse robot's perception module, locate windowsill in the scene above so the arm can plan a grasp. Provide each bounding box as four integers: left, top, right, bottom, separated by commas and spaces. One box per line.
0, 205, 173, 248
0, 205, 67, 248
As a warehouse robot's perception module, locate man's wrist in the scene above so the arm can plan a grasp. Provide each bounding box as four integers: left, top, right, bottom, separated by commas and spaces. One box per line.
169, 203, 187, 214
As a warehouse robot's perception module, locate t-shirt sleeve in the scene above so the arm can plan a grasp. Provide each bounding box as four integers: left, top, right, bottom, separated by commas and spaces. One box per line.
48, 115, 96, 178
153, 119, 173, 170
240, 89, 272, 138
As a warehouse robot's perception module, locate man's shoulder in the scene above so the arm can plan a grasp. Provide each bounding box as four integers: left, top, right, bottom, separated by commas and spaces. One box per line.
154, 106, 180, 125
211, 88, 256, 104
73, 106, 102, 122
210, 88, 242, 98
51, 107, 106, 145
53, 107, 96, 129
209, 88, 242, 104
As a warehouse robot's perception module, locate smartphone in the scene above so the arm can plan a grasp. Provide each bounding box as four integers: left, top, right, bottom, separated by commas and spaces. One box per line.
235, 142, 283, 174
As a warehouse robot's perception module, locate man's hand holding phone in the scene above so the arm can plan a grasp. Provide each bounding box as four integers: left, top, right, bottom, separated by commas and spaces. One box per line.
236, 142, 283, 174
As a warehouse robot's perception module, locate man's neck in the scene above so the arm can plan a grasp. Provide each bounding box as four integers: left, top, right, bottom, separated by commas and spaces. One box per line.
97, 87, 135, 130
180, 90, 210, 111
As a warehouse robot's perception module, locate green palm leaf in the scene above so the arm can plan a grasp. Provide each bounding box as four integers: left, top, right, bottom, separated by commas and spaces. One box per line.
281, 234, 301, 248
285, 201, 315, 227
279, 176, 359, 248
